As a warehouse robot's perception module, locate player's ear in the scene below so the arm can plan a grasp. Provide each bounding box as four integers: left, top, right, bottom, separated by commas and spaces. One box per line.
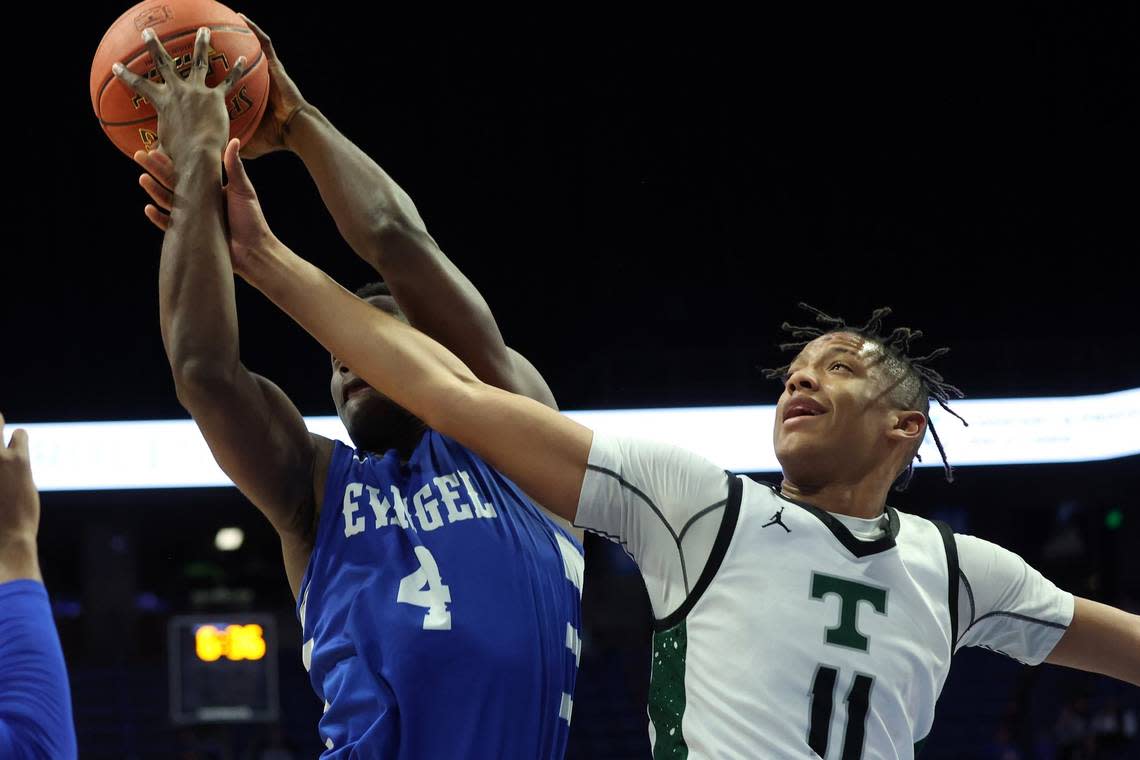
888, 411, 925, 444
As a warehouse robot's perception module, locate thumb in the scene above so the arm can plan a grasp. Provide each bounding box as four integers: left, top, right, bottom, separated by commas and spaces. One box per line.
223, 139, 256, 197
238, 13, 273, 54
8, 428, 29, 457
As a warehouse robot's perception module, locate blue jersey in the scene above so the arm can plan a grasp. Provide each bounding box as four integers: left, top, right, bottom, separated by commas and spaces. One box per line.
297, 431, 584, 759
0, 581, 77, 760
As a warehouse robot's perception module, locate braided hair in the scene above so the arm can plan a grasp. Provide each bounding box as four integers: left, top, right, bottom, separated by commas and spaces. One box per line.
355, 281, 392, 299
763, 303, 968, 490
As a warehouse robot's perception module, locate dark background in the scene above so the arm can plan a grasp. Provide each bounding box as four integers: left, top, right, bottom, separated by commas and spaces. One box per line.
4, 3, 1138, 758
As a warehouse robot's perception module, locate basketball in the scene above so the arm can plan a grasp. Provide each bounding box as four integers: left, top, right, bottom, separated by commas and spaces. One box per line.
90, 0, 269, 157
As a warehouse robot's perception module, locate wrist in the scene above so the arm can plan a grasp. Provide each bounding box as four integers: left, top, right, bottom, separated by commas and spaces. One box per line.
240, 236, 292, 287
172, 137, 226, 162
0, 534, 42, 584
174, 145, 225, 188
281, 103, 324, 154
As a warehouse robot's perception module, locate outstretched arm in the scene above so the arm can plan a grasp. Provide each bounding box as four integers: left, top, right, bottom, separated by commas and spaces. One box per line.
217, 138, 590, 518
253, 237, 589, 520
235, 15, 556, 408
1046, 597, 1140, 686
954, 534, 1139, 687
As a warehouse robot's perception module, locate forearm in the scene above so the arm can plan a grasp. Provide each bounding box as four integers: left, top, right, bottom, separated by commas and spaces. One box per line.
247, 240, 477, 423
1046, 596, 1140, 686
0, 537, 40, 584
160, 148, 241, 382
284, 109, 533, 391
244, 241, 589, 519
286, 107, 428, 264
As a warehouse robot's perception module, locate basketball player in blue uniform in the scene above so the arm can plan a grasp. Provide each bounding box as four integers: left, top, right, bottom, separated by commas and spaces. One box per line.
114, 24, 582, 758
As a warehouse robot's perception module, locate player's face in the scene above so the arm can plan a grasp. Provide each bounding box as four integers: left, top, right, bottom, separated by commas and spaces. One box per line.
329, 295, 409, 443
773, 332, 905, 487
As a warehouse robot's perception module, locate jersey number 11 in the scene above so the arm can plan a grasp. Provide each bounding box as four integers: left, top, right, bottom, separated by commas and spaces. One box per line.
808, 665, 874, 760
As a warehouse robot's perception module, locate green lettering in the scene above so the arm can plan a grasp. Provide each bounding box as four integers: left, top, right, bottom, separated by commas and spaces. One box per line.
810, 573, 887, 652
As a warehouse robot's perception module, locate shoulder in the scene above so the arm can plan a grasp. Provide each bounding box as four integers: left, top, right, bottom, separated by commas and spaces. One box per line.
587, 432, 727, 483
575, 433, 734, 535
737, 477, 792, 515
311, 435, 349, 484
951, 532, 1057, 609
894, 509, 952, 544
953, 533, 1019, 575
742, 477, 786, 500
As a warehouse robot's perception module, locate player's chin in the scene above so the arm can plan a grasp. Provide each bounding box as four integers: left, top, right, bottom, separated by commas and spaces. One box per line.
777, 455, 835, 491
344, 394, 400, 429
775, 437, 831, 475
774, 426, 820, 457
338, 396, 370, 433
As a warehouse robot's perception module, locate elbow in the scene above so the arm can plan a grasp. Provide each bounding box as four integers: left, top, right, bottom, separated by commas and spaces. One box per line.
170, 357, 238, 410
360, 213, 436, 269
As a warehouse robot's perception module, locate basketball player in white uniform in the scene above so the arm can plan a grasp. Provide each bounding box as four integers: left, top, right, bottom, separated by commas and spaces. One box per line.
180, 134, 1139, 758
575, 436, 1072, 757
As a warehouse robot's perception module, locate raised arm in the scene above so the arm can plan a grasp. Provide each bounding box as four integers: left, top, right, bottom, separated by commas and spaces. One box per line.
207, 144, 588, 519
0, 418, 78, 759
0, 415, 41, 586
114, 29, 331, 595
234, 15, 555, 408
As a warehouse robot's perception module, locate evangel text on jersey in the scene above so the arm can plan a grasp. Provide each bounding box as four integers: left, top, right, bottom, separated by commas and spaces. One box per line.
341, 470, 499, 537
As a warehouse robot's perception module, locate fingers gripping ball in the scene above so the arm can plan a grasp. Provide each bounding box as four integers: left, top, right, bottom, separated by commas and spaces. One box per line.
91, 0, 269, 157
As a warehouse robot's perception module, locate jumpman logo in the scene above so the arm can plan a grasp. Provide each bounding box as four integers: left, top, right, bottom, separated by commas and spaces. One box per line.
762, 506, 791, 533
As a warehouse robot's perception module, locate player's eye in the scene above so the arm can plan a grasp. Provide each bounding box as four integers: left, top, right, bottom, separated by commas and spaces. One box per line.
830, 361, 851, 372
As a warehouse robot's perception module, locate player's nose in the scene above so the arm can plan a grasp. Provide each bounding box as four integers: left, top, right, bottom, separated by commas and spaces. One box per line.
785, 367, 819, 394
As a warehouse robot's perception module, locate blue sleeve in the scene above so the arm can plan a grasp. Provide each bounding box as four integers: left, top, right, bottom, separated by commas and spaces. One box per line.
0, 580, 78, 760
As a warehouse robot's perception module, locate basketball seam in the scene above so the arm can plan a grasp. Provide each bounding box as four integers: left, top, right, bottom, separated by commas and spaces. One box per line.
96, 24, 254, 101
94, 25, 257, 123
97, 49, 266, 128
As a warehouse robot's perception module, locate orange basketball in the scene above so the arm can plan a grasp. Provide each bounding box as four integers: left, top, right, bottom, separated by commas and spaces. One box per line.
90, 0, 269, 158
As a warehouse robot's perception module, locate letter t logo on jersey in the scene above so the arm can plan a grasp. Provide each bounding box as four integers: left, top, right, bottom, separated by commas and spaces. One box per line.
810, 572, 888, 652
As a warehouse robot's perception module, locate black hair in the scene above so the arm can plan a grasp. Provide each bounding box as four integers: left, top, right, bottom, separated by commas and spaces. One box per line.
763, 303, 968, 490
354, 281, 392, 299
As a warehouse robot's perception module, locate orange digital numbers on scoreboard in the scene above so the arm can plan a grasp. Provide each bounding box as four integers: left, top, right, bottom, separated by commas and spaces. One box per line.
194, 624, 267, 662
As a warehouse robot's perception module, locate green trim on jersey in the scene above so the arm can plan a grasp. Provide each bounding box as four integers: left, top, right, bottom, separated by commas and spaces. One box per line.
649, 621, 689, 759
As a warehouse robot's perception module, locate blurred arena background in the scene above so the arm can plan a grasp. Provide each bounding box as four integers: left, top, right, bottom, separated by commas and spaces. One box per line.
4, 3, 1137, 758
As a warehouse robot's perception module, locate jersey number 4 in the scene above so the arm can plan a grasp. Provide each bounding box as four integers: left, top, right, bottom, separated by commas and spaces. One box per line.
397, 546, 453, 630
808, 665, 873, 760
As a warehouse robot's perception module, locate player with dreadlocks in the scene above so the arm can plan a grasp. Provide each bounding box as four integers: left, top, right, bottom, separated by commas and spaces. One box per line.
763, 302, 969, 491
205, 147, 1139, 756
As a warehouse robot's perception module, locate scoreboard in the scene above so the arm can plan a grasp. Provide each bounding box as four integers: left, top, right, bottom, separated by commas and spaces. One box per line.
168, 614, 280, 724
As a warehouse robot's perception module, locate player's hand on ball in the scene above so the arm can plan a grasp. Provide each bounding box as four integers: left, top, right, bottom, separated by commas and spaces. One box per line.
129, 138, 278, 270
221, 138, 279, 277
237, 14, 310, 159
112, 27, 247, 162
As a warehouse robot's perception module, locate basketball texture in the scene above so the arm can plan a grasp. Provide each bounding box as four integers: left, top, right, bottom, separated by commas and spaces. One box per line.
91, 0, 268, 157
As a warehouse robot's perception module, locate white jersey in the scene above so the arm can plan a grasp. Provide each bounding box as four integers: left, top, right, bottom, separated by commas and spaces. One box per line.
574, 434, 1074, 760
